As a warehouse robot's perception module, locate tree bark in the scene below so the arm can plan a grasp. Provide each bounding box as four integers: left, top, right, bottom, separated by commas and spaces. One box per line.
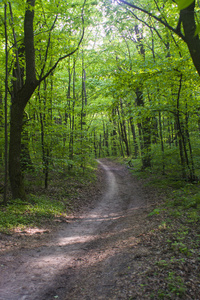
9, 85, 37, 199
3, 3, 8, 204
129, 117, 138, 158
180, 1, 200, 76
9, 0, 37, 199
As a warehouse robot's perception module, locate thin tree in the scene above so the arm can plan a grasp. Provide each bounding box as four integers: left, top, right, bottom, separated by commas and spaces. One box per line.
3, 3, 8, 205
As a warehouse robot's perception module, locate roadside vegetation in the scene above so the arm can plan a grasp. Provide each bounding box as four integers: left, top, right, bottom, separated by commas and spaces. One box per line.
0, 160, 99, 233
117, 157, 200, 299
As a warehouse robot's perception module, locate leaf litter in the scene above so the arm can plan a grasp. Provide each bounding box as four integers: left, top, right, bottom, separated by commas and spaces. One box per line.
0, 159, 199, 299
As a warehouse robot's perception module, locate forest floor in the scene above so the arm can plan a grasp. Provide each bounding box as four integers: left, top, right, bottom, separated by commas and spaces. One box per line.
0, 159, 199, 299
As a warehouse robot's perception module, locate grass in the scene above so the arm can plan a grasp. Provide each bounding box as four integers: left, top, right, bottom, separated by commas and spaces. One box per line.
0, 195, 66, 232
0, 160, 98, 233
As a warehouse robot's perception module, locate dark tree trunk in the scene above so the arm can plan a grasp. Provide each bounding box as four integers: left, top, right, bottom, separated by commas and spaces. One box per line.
99, 134, 102, 157
3, 3, 8, 204
0, 92, 3, 166
129, 117, 138, 158
117, 122, 125, 157
111, 128, 117, 156
135, 88, 151, 169
111, 109, 118, 156
158, 112, 165, 174
9, 0, 37, 199
69, 59, 76, 167
176, 74, 186, 178
9, 83, 37, 199
9, 99, 27, 199
103, 126, 109, 157
93, 131, 97, 158
117, 103, 130, 157
180, 1, 200, 76
21, 112, 34, 172
185, 107, 196, 181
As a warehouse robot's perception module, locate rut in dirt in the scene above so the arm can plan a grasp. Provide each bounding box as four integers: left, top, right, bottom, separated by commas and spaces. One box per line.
0, 159, 148, 300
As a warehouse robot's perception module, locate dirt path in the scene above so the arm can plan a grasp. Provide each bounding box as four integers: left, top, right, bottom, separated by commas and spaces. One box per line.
0, 159, 153, 300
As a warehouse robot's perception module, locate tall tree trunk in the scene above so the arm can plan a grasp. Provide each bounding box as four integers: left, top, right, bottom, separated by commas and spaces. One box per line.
3, 3, 8, 204
111, 108, 118, 156
135, 88, 151, 169
158, 112, 165, 174
99, 134, 102, 157
9, 98, 27, 199
180, 1, 200, 76
129, 117, 138, 158
117, 103, 130, 156
69, 59, 76, 164
176, 74, 186, 178
93, 131, 98, 158
185, 106, 196, 181
9, 0, 37, 199
21, 112, 34, 172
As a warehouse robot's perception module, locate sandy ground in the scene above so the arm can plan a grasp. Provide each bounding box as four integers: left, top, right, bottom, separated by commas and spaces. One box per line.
0, 159, 154, 300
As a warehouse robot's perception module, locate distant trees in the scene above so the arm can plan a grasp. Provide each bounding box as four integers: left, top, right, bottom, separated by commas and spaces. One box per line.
1, 0, 200, 202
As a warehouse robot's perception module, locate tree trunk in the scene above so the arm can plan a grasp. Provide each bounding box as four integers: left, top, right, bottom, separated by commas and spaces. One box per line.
180, 1, 200, 76
9, 0, 37, 199
93, 131, 98, 158
21, 112, 34, 172
9, 100, 26, 199
129, 117, 138, 158
135, 88, 151, 169
158, 112, 165, 174
3, 3, 8, 204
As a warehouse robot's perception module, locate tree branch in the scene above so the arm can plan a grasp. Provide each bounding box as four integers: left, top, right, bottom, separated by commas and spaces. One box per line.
38, 0, 86, 84
39, 15, 58, 80
118, 0, 186, 41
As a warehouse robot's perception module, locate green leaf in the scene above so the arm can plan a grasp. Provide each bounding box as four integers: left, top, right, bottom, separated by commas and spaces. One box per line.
195, 23, 200, 36
177, 0, 194, 10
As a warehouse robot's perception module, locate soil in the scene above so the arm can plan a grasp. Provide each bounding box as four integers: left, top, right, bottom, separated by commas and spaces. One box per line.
0, 159, 199, 300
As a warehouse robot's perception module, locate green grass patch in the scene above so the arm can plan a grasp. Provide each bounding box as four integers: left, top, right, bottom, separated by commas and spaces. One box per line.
0, 159, 99, 233
0, 195, 66, 232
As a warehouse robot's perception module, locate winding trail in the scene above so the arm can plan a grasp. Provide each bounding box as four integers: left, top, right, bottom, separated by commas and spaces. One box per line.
0, 159, 149, 300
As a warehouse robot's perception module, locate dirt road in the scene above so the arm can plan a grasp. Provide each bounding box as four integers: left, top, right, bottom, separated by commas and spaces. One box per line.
0, 159, 151, 300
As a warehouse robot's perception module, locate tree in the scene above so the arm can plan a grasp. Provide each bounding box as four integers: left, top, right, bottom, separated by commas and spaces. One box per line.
8, 0, 85, 199
118, 0, 200, 76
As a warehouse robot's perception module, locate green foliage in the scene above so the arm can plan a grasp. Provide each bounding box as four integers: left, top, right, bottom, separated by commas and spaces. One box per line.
158, 272, 186, 298
177, 0, 194, 10
0, 195, 66, 231
148, 208, 160, 217
0, 0, 200, 206
168, 274, 186, 296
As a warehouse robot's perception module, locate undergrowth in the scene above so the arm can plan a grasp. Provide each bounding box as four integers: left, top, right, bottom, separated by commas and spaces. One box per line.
0, 196, 66, 232
0, 160, 98, 233
119, 156, 200, 299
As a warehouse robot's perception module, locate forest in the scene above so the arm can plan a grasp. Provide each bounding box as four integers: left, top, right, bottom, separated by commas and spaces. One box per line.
0, 0, 200, 298
0, 0, 199, 216
1, 0, 200, 200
